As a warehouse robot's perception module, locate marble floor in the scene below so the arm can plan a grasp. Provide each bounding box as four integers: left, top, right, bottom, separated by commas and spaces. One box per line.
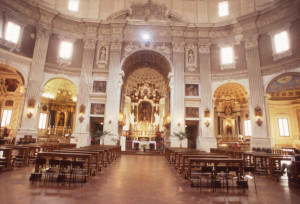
0, 155, 300, 204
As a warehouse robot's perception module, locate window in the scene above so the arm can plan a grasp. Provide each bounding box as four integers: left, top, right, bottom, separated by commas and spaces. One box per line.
68, 0, 79, 11
5, 21, 21, 43
59, 41, 73, 59
38, 113, 47, 129
219, 1, 229, 17
274, 31, 289, 53
278, 118, 289, 137
1, 110, 12, 127
244, 120, 251, 137
221, 47, 233, 64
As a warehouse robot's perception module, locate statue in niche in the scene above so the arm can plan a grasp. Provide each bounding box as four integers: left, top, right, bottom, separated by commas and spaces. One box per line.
99, 46, 106, 62
188, 49, 195, 65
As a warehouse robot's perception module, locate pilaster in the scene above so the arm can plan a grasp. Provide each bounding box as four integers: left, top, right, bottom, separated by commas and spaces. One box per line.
245, 34, 271, 148
73, 36, 97, 147
198, 40, 217, 152
17, 20, 52, 140
170, 41, 186, 147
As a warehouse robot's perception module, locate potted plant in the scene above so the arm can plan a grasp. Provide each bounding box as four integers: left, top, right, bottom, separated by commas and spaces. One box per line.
173, 131, 190, 148
93, 130, 110, 145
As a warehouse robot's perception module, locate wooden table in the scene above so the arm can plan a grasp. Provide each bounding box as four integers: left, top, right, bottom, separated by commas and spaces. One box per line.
187, 158, 244, 182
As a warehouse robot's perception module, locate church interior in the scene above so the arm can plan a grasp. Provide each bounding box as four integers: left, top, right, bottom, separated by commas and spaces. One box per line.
0, 0, 300, 203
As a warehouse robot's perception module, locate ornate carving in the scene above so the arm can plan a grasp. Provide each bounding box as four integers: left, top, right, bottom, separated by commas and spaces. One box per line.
124, 42, 139, 57
244, 34, 258, 50
198, 44, 211, 54
155, 43, 171, 59
36, 26, 51, 40
172, 42, 184, 53
83, 38, 96, 50
129, 1, 168, 21
27, 98, 36, 108
111, 39, 122, 51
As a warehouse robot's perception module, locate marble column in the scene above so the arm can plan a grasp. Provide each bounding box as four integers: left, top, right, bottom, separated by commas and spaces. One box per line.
103, 40, 123, 145
198, 40, 217, 152
245, 34, 271, 148
73, 37, 96, 147
169, 41, 186, 147
17, 25, 52, 140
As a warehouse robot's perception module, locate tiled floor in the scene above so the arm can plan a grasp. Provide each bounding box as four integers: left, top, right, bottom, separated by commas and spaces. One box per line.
0, 155, 300, 204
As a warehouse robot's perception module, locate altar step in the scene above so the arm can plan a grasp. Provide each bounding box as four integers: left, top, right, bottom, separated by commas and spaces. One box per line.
121, 149, 163, 156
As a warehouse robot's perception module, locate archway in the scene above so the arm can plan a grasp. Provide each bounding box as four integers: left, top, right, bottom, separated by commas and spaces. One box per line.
120, 50, 171, 150
0, 65, 25, 142
266, 72, 300, 149
38, 78, 77, 143
213, 82, 250, 150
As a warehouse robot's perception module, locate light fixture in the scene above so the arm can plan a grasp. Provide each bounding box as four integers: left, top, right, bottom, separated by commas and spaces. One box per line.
79, 115, 84, 123
256, 117, 263, 126
109, 120, 112, 124
177, 122, 181, 127
204, 120, 210, 127
27, 112, 33, 119
204, 108, 210, 127
142, 33, 150, 41
254, 106, 263, 126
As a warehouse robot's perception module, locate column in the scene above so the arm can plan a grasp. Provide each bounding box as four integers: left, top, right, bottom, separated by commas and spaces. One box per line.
245, 34, 271, 148
169, 41, 186, 147
17, 19, 53, 140
72, 37, 96, 147
198, 40, 217, 152
103, 39, 123, 145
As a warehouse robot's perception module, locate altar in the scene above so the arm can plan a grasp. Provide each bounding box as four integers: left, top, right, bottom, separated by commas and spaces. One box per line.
132, 140, 157, 150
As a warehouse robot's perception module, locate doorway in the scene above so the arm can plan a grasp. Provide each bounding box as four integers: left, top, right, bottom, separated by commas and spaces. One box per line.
185, 120, 198, 149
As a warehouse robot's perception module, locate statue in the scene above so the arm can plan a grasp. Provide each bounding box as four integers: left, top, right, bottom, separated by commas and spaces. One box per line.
99, 47, 106, 61
188, 50, 194, 65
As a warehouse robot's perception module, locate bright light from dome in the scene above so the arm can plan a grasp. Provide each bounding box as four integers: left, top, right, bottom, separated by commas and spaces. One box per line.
142, 33, 150, 41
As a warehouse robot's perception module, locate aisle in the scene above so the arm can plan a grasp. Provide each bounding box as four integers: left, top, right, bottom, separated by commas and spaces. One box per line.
1, 155, 300, 204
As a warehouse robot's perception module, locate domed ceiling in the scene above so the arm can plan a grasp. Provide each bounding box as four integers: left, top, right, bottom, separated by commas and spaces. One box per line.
43, 78, 77, 100
214, 82, 248, 105
125, 67, 166, 97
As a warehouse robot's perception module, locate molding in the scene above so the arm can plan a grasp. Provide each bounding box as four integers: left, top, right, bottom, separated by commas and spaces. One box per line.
211, 70, 248, 82
261, 58, 300, 76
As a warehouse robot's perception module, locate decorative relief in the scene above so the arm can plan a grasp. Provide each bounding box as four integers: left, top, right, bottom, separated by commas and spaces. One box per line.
155, 43, 171, 59
96, 42, 109, 68
123, 42, 139, 57
83, 38, 96, 50
36, 25, 51, 40
198, 45, 210, 54
185, 44, 197, 72
111, 39, 123, 51
244, 34, 258, 50
129, 1, 168, 21
172, 42, 184, 53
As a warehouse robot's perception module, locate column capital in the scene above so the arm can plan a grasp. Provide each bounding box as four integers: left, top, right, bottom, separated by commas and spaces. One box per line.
36, 25, 51, 40
198, 39, 211, 54
83, 37, 97, 50
172, 41, 185, 53
111, 39, 122, 51
244, 34, 259, 50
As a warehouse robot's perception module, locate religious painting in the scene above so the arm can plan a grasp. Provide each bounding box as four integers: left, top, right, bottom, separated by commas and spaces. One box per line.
90, 103, 105, 115
93, 81, 106, 93
138, 101, 152, 122
5, 79, 19, 92
185, 84, 199, 96
79, 104, 86, 114
204, 108, 210, 118
267, 73, 300, 93
254, 106, 262, 117
5, 100, 14, 107
186, 107, 199, 118
27, 98, 36, 108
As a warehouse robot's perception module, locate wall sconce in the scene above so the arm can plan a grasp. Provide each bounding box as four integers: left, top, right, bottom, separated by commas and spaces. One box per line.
204, 108, 210, 127
79, 115, 84, 123
204, 120, 210, 127
177, 122, 181, 127
254, 106, 263, 126
27, 111, 33, 119
256, 117, 263, 126
109, 120, 112, 124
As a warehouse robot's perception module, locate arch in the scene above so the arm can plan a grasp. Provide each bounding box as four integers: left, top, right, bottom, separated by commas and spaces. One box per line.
120, 49, 173, 82
42, 78, 78, 100
41, 77, 78, 93
0, 63, 25, 86
213, 82, 249, 106
266, 72, 300, 94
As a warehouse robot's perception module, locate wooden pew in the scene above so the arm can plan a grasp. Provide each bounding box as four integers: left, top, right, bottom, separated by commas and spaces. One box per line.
0, 147, 13, 171
268, 156, 292, 181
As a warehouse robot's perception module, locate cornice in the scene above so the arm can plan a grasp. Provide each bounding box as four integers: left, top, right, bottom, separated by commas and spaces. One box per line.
44, 62, 81, 77
261, 58, 300, 76
211, 70, 248, 82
